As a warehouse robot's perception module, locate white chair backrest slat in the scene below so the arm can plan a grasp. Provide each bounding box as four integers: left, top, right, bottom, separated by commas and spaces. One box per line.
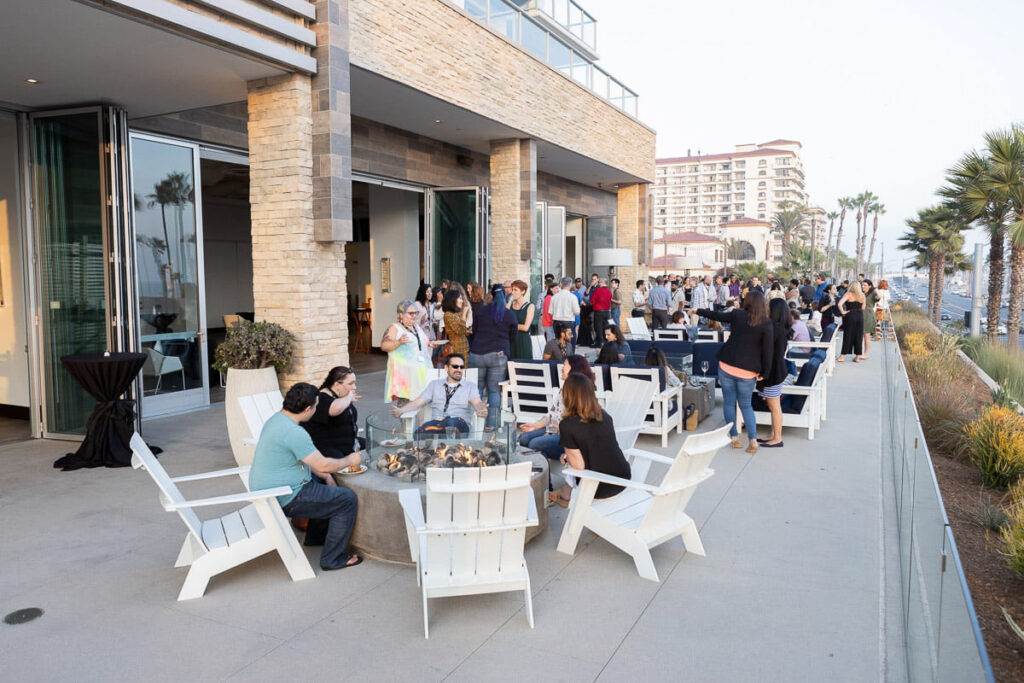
531, 335, 546, 360
609, 367, 660, 421
268, 390, 283, 411
424, 468, 454, 577
659, 425, 731, 490
252, 392, 277, 427
449, 468, 479, 574
605, 377, 656, 452
498, 463, 531, 573
626, 317, 651, 338
237, 396, 264, 442
130, 433, 205, 545
475, 466, 508, 575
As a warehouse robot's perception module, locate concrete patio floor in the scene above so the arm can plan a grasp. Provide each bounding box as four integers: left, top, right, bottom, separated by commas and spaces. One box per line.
0, 357, 903, 682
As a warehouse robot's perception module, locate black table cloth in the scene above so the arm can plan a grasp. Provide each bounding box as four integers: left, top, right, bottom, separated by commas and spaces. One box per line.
53, 352, 147, 471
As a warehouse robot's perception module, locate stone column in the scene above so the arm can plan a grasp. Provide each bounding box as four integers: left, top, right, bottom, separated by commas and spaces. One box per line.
248, 73, 349, 387
489, 139, 536, 284
616, 183, 650, 286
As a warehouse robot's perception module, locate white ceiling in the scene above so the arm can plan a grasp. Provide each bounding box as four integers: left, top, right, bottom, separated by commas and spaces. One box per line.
0, 0, 285, 117
350, 66, 645, 191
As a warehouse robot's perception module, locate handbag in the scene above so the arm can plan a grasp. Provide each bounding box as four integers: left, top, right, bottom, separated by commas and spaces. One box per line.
683, 403, 698, 431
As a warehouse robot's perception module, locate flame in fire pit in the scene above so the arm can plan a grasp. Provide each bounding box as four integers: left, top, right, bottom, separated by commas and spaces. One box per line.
374, 440, 506, 481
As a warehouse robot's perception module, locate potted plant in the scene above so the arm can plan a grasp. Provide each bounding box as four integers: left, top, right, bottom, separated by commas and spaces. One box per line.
214, 320, 295, 465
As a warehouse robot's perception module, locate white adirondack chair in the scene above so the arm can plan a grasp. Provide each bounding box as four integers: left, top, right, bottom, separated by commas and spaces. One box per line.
653, 328, 687, 341
531, 334, 546, 360
501, 360, 559, 425
609, 366, 683, 447
556, 424, 733, 581
398, 462, 538, 637
625, 316, 651, 340
234, 389, 285, 473
744, 356, 828, 439
604, 376, 657, 453
129, 433, 315, 600
400, 368, 483, 435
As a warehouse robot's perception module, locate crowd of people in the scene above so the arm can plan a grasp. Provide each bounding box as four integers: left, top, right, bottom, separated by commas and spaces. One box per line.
244, 269, 891, 572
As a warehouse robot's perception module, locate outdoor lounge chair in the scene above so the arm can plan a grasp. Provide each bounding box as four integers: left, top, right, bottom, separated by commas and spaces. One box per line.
749, 356, 827, 439
556, 424, 733, 581
400, 368, 483, 434
398, 462, 538, 637
129, 433, 315, 600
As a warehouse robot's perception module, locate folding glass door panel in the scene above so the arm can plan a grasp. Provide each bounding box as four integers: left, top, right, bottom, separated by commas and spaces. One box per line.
585, 215, 615, 277
32, 109, 110, 437
530, 202, 546, 308
425, 187, 489, 286
545, 205, 565, 278
130, 133, 208, 416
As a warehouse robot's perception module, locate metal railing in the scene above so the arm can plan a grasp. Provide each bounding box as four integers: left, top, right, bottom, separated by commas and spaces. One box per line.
530, 0, 597, 50
448, 0, 638, 117
881, 331, 994, 682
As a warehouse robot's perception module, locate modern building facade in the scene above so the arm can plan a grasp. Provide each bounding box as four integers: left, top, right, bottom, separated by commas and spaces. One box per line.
0, 0, 654, 439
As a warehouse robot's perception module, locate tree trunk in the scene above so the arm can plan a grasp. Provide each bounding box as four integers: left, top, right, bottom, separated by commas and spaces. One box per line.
986, 227, 1005, 342
1007, 240, 1024, 346
867, 214, 879, 271
834, 213, 846, 278
853, 211, 862, 275
825, 219, 835, 275
929, 256, 943, 323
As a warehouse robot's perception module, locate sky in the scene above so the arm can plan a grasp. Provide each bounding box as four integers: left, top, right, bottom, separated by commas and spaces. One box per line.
581, 0, 1024, 271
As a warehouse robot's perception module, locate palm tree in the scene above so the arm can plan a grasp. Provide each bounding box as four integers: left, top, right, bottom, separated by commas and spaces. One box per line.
734, 260, 769, 283
866, 202, 886, 271
978, 126, 1024, 345
939, 149, 1009, 341
144, 171, 194, 299
770, 201, 808, 269
725, 238, 750, 273
824, 210, 839, 275
854, 191, 878, 275
833, 197, 853, 278
899, 205, 970, 323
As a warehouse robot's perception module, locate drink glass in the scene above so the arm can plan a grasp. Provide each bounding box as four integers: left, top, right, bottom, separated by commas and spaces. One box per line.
545, 419, 558, 435
700, 361, 710, 376
445, 426, 458, 442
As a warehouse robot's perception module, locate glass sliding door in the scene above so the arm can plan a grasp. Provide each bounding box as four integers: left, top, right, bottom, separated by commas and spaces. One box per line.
545, 205, 565, 278
585, 215, 616, 277
425, 187, 490, 286
32, 110, 110, 437
130, 133, 208, 416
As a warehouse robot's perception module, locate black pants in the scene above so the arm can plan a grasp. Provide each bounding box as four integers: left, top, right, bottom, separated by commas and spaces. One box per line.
651, 309, 669, 330
593, 309, 611, 338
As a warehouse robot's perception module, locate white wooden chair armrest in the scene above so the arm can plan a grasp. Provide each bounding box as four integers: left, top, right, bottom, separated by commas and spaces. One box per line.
625, 448, 675, 465
398, 488, 425, 532
562, 467, 661, 493
161, 486, 293, 510
428, 480, 536, 494
170, 466, 251, 483
778, 384, 823, 396
415, 518, 540, 536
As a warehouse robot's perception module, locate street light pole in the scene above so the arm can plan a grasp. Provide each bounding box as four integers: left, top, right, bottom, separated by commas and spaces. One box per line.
809, 212, 816, 277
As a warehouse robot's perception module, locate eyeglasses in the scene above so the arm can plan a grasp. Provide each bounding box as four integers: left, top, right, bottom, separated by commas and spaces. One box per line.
448, 364, 465, 369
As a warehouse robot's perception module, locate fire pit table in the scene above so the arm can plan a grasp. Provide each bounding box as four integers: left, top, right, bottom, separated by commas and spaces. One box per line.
334, 414, 549, 564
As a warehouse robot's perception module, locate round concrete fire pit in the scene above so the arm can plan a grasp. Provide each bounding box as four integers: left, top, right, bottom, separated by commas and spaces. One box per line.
335, 457, 550, 564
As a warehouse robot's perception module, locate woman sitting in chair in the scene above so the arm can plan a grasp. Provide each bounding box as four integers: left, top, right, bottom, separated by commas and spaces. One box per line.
550, 373, 632, 507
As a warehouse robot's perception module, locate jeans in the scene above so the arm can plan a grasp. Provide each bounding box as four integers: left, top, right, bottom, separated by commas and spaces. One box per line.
719, 368, 757, 440
468, 350, 508, 428
517, 429, 564, 460
611, 307, 621, 328
543, 326, 555, 342
282, 478, 358, 570
415, 416, 471, 437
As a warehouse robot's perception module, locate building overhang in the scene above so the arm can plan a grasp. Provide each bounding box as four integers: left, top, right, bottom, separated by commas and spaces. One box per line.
0, 0, 289, 117
350, 66, 647, 191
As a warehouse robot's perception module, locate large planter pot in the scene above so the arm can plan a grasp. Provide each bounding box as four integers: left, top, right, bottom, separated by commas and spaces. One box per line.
224, 366, 280, 466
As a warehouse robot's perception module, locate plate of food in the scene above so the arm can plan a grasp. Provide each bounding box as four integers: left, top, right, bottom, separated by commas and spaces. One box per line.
338, 464, 367, 475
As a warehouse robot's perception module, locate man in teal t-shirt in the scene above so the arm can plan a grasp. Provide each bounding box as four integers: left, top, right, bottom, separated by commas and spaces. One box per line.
249, 382, 362, 571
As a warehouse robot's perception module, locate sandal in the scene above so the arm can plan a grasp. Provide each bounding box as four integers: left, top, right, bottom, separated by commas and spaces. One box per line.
548, 491, 570, 508
746, 440, 759, 454
730, 436, 742, 449
322, 554, 363, 572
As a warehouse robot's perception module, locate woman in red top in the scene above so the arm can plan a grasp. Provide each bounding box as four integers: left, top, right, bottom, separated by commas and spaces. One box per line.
542, 282, 558, 341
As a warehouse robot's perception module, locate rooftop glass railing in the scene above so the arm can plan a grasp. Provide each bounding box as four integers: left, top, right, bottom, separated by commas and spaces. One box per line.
511, 0, 597, 52
449, 0, 638, 118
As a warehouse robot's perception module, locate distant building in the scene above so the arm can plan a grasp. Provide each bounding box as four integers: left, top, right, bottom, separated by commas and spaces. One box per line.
650, 231, 725, 277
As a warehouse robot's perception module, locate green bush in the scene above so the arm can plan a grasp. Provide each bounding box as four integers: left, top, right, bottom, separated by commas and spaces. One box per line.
962, 340, 1024, 407
213, 320, 295, 373
914, 385, 976, 459
964, 406, 1024, 489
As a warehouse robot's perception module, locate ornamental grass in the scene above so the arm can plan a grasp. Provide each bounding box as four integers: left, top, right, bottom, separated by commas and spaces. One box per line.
964, 406, 1024, 489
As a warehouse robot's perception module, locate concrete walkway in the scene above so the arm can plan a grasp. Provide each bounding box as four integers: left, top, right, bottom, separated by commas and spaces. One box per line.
0, 358, 899, 681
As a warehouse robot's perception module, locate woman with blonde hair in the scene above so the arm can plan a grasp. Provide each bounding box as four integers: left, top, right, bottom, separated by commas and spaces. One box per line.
382, 299, 444, 406
837, 278, 867, 362
874, 279, 891, 340
548, 373, 632, 507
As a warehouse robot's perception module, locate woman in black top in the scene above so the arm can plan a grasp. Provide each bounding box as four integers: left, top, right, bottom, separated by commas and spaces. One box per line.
697, 289, 774, 453
300, 366, 362, 545
818, 284, 837, 330
303, 366, 363, 458
757, 299, 793, 448
551, 373, 631, 506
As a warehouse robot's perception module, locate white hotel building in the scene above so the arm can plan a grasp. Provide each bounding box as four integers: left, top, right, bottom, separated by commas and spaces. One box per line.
653, 140, 813, 268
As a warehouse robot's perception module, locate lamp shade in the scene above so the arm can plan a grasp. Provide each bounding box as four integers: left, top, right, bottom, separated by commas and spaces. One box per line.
590, 248, 633, 267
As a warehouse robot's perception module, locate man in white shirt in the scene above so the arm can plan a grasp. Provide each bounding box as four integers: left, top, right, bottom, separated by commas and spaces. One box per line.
670, 279, 688, 312
392, 354, 488, 435
548, 276, 581, 351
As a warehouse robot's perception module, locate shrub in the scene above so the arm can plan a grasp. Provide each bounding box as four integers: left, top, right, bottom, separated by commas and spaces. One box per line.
964, 406, 1024, 489
915, 385, 976, 459
1001, 503, 1024, 577
213, 320, 295, 373
963, 340, 1024, 407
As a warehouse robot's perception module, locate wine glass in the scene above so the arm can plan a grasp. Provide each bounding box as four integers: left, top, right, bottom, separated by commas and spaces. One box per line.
700, 360, 710, 376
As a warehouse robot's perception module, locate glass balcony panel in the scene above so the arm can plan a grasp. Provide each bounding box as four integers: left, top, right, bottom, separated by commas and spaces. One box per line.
571, 54, 590, 87
549, 36, 571, 73
591, 69, 609, 98
521, 17, 547, 60
489, 0, 519, 41
459, 0, 487, 21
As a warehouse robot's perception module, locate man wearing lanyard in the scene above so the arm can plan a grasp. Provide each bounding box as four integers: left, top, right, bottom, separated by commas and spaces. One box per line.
392, 354, 488, 435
